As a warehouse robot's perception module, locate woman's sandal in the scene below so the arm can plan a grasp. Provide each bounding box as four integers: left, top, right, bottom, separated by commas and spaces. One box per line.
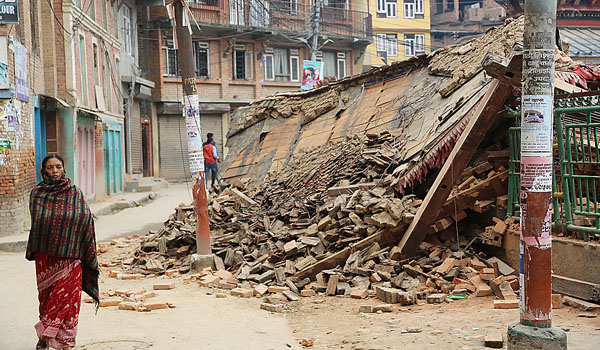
35, 340, 48, 350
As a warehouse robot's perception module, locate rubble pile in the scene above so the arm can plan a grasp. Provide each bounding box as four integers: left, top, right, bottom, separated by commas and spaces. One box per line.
102, 128, 521, 307
131, 131, 421, 275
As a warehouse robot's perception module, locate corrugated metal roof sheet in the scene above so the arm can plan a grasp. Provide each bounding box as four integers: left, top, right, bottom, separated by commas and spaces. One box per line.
561, 27, 600, 58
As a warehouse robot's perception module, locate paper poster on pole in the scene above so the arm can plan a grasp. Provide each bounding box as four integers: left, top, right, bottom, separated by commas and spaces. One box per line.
301, 60, 322, 90
183, 94, 204, 174
521, 95, 552, 153
520, 154, 553, 193
519, 154, 553, 249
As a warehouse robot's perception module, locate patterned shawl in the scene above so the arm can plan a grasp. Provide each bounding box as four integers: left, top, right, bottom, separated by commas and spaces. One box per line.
26, 175, 99, 305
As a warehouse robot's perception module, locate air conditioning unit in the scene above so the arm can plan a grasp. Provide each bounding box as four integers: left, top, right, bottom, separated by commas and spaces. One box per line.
337, 52, 346, 59
196, 42, 209, 49
264, 47, 274, 54
166, 39, 174, 46
316, 51, 323, 58
233, 44, 246, 51
290, 48, 299, 55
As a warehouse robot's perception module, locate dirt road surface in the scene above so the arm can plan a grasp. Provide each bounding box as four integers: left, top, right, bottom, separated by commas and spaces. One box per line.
3, 246, 599, 349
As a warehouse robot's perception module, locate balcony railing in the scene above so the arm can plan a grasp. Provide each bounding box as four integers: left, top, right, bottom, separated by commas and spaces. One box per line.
188, 0, 372, 39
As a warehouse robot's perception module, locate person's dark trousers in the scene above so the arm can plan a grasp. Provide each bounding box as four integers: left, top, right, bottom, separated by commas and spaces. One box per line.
205, 162, 219, 187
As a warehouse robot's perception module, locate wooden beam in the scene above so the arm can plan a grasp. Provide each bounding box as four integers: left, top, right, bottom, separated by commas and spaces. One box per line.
436, 170, 509, 220
396, 79, 513, 258
552, 274, 600, 303
293, 223, 407, 281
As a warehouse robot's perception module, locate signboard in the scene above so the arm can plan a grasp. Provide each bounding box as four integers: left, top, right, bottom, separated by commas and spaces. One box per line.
0, 1, 18, 24
0, 138, 10, 154
14, 40, 28, 102
301, 60, 323, 90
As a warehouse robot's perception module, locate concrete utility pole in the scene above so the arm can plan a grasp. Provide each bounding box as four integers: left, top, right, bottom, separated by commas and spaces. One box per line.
310, 0, 322, 61
173, 0, 212, 257
507, 0, 566, 348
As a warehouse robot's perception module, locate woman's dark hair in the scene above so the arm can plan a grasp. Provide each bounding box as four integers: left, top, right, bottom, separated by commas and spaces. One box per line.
41, 154, 66, 176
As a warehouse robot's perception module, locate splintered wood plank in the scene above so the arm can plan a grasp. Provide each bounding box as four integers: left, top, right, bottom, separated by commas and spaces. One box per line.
552, 274, 600, 303
396, 79, 512, 258
294, 223, 408, 281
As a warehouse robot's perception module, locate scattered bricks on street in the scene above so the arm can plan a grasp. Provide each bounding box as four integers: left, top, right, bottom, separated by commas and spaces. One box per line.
217, 281, 237, 290
359, 305, 373, 313
373, 304, 393, 313
577, 312, 598, 318
326, 275, 339, 296
440, 284, 455, 294
121, 273, 144, 280
456, 283, 476, 293
370, 272, 382, 283
83, 297, 94, 303
144, 302, 168, 310
100, 298, 122, 307
498, 281, 518, 300
479, 268, 496, 281
143, 291, 156, 299
153, 283, 175, 290
260, 303, 284, 313
254, 284, 269, 296
301, 289, 317, 297
350, 289, 369, 299
215, 269, 234, 280
552, 294, 563, 309
257, 270, 276, 284
108, 270, 119, 278
267, 286, 290, 293
469, 276, 492, 297
215, 293, 227, 298
118, 302, 138, 311
493, 300, 519, 309
114, 290, 131, 297
484, 334, 504, 348
165, 269, 179, 276
427, 293, 447, 304
199, 275, 221, 287
230, 288, 254, 298
453, 288, 468, 296
283, 290, 300, 301
469, 258, 487, 271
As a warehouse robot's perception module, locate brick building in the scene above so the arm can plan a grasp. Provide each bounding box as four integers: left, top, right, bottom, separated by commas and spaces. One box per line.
0, 0, 40, 236
140, 0, 373, 181
0, 0, 124, 237
429, 0, 506, 50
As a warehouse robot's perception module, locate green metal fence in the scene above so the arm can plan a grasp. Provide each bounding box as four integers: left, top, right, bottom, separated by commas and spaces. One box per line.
507, 95, 600, 241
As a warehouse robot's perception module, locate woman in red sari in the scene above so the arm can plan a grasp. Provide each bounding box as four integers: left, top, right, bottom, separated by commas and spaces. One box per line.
26, 155, 99, 350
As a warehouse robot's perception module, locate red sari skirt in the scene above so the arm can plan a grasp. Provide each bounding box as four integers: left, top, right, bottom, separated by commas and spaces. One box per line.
34, 252, 82, 349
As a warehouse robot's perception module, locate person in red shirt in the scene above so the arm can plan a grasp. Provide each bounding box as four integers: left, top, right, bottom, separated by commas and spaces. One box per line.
203, 133, 221, 188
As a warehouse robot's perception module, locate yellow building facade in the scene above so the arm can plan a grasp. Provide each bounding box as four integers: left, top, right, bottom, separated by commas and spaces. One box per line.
364, 0, 431, 69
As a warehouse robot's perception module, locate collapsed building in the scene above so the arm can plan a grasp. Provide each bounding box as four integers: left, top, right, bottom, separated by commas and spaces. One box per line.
113, 17, 600, 308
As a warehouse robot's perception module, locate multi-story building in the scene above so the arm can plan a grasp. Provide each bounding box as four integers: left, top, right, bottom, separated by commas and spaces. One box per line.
429, 0, 506, 51
0, 0, 126, 237
141, 0, 373, 181
41, 0, 124, 199
0, 0, 41, 236
363, 0, 431, 69
118, 1, 157, 181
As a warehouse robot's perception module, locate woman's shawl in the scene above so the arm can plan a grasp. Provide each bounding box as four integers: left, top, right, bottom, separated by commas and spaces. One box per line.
26, 176, 99, 304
